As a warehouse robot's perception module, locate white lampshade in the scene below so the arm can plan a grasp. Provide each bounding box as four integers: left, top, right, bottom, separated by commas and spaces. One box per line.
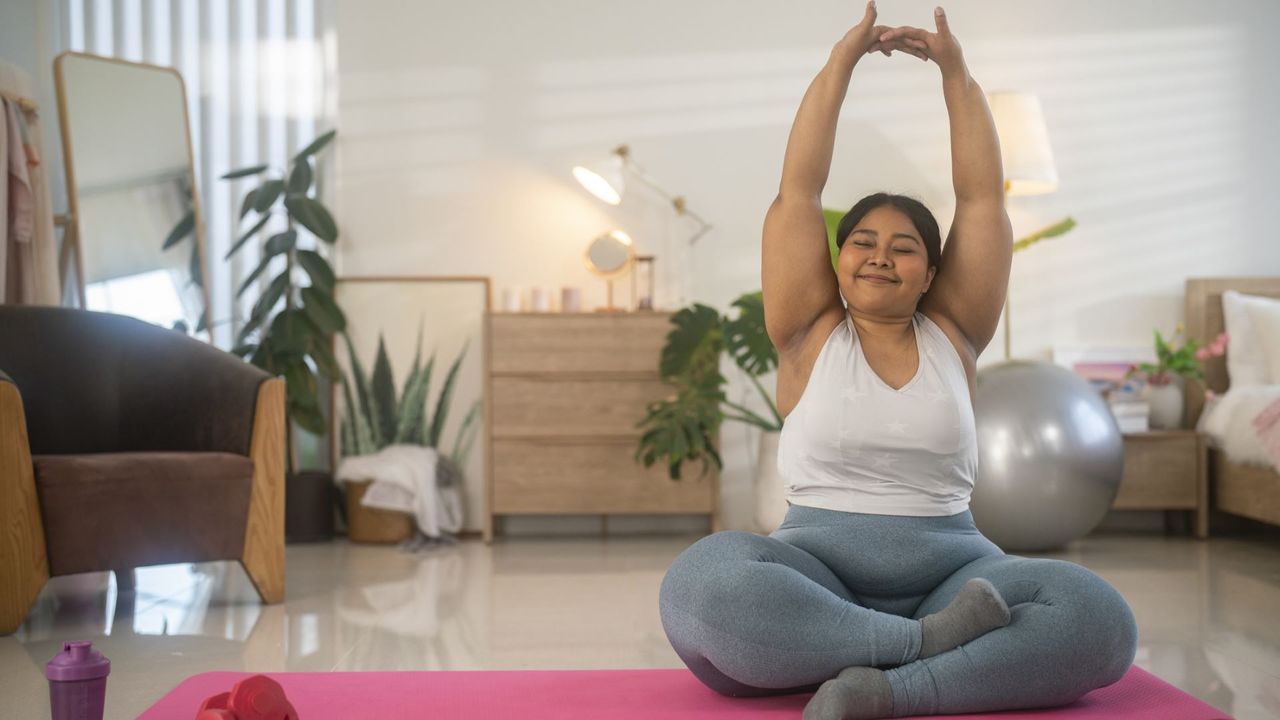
572, 154, 625, 205
988, 91, 1058, 196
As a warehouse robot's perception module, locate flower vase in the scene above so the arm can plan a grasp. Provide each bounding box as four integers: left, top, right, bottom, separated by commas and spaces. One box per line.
1146, 376, 1185, 430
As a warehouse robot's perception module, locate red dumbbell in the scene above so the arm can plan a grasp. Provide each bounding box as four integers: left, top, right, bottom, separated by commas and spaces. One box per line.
195, 675, 298, 720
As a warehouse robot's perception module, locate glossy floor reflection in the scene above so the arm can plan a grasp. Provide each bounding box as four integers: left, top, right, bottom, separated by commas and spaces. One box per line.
2, 531, 1278, 719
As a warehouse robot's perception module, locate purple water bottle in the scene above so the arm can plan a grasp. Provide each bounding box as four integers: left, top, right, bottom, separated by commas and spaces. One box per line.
46, 641, 110, 720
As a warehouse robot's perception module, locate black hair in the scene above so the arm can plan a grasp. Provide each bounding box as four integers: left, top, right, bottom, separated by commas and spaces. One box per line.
835, 193, 941, 269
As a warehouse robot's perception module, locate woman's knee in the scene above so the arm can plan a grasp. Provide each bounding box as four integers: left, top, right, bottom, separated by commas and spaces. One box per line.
1020, 559, 1138, 683
660, 531, 768, 612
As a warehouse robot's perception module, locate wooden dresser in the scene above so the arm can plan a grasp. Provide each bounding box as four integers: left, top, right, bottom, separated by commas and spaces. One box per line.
484, 312, 721, 542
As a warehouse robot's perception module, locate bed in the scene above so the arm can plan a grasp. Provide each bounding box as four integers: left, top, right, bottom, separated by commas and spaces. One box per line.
1184, 277, 1280, 529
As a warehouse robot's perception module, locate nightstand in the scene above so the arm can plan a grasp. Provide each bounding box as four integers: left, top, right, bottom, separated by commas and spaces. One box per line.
1112, 430, 1208, 539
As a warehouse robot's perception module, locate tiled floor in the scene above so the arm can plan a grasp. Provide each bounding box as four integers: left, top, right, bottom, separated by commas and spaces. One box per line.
3, 530, 1279, 719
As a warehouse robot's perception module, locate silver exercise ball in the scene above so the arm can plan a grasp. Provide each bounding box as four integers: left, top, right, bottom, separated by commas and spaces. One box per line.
969, 360, 1125, 552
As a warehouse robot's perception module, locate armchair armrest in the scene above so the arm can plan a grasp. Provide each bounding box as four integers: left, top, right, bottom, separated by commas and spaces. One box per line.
0, 371, 50, 634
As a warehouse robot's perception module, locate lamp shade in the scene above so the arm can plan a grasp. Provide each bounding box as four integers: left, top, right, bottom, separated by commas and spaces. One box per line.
988, 91, 1058, 196
572, 153, 625, 205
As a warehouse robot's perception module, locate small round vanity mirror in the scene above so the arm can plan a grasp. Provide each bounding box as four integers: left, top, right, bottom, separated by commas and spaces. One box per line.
583, 230, 635, 278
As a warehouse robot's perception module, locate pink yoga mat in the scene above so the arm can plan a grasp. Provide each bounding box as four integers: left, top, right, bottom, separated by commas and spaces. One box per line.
139, 665, 1231, 719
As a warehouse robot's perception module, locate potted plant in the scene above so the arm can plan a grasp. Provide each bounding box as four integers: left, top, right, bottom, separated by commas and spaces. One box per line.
634, 291, 785, 531
222, 129, 345, 541
337, 324, 483, 543
1126, 324, 1228, 429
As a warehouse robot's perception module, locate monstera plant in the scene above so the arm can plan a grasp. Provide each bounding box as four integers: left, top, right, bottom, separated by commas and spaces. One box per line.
634, 291, 783, 481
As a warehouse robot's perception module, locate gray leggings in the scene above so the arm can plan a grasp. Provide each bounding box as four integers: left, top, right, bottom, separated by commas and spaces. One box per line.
658, 503, 1138, 716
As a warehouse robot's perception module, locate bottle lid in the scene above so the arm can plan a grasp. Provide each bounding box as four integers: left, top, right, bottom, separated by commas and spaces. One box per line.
46, 641, 111, 682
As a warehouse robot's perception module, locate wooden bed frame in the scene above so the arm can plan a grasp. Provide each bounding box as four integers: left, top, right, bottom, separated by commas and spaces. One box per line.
1184, 277, 1280, 529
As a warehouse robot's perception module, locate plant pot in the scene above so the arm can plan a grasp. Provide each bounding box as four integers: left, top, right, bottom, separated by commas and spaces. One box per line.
344, 480, 415, 544
754, 430, 788, 533
1146, 378, 1185, 430
285, 470, 336, 543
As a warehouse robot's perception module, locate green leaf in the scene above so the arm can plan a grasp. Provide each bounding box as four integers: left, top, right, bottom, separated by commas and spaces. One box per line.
660, 304, 724, 379
341, 374, 376, 457
225, 213, 272, 260
290, 397, 326, 435
222, 164, 270, 180
249, 339, 271, 371
231, 342, 257, 357
296, 250, 335, 291
237, 253, 275, 299
1012, 216, 1077, 253
247, 273, 289, 334
410, 354, 437, 445
301, 286, 346, 333
162, 210, 195, 249
239, 189, 259, 220
236, 230, 297, 300
450, 399, 484, 463
284, 357, 319, 408
254, 179, 285, 213
823, 207, 845, 271
342, 332, 383, 449
395, 357, 433, 444
371, 336, 398, 446
271, 309, 311, 355
293, 129, 336, 162
427, 340, 469, 448
264, 229, 297, 256
188, 242, 204, 290
723, 291, 776, 376
288, 157, 313, 194
309, 332, 341, 381
285, 195, 338, 243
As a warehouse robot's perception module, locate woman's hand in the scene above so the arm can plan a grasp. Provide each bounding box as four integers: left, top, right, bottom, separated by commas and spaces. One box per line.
834, 1, 930, 61
877, 7, 967, 76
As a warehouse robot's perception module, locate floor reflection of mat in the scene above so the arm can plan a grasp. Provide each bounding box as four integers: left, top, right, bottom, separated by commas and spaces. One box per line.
139, 665, 1232, 719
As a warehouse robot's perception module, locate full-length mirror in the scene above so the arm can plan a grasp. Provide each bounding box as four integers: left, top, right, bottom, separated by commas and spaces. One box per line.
54, 51, 211, 334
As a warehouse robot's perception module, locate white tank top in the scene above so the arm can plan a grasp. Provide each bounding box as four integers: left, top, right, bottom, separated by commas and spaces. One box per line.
777, 311, 977, 517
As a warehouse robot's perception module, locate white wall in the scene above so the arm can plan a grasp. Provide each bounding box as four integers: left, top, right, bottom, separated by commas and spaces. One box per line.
334, 0, 1280, 535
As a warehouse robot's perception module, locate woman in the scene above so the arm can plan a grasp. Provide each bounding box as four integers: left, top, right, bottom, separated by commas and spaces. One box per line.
657, 5, 1137, 719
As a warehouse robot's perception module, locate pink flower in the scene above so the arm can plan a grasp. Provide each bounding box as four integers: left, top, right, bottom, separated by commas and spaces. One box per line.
1205, 390, 1217, 402
1195, 347, 1211, 361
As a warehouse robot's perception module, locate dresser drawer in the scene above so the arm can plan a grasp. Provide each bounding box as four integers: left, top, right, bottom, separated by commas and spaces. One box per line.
492, 438, 715, 513
491, 376, 673, 437
488, 313, 674, 374
1113, 434, 1198, 509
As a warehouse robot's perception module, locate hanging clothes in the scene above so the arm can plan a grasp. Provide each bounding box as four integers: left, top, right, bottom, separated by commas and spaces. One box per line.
3, 98, 36, 304
0, 57, 61, 306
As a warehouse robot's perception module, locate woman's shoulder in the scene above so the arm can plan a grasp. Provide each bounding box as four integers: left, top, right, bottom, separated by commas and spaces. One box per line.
918, 307, 977, 367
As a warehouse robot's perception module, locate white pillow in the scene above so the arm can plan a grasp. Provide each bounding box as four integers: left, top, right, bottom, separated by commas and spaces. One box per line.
1221, 290, 1272, 387
1244, 294, 1280, 384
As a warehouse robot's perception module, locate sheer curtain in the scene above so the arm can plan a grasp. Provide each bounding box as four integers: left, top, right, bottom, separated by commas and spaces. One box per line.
60, 0, 336, 348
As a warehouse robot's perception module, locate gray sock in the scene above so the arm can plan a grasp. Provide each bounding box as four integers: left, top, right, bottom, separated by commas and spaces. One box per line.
803, 666, 894, 720
918, 577, 1011, 659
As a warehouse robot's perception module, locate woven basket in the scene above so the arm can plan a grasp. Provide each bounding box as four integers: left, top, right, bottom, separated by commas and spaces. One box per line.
344, 480, 414, 544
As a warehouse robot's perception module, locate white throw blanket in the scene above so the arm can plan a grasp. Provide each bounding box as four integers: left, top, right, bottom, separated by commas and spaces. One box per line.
335, 444, 464, 538
1198, 385, 1280, 472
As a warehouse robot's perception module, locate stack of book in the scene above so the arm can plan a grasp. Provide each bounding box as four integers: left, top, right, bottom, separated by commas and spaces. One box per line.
1109, 400, 1150, 433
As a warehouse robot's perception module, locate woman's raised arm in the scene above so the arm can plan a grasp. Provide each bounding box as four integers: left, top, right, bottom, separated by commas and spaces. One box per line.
763, 1, 922, 351
881, 8, 1013, 356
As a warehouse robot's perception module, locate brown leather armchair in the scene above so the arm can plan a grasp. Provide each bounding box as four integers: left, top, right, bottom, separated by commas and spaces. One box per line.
0, 306, 285, 634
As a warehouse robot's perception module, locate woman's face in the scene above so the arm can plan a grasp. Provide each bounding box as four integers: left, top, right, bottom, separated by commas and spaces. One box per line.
836, 205, 936, 316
